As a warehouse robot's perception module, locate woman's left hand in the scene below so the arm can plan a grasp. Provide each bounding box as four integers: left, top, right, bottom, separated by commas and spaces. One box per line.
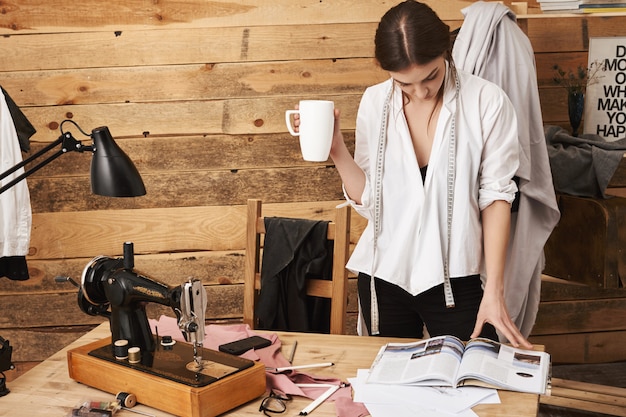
471, 290, 533, 349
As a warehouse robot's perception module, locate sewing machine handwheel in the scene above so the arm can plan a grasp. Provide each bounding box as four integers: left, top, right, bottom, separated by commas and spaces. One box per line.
80, 255, 120, 307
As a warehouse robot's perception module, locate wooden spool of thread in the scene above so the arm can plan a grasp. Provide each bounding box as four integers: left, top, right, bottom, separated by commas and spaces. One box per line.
128, 346, 141, 364
113, 339, 129, 360
116, 391, 137, 408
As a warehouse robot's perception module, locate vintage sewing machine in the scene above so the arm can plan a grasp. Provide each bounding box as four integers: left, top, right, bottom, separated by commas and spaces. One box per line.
66, 242, 266, 417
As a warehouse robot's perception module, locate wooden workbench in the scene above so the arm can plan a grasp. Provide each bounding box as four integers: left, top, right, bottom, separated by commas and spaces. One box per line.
0, 322, 541, 417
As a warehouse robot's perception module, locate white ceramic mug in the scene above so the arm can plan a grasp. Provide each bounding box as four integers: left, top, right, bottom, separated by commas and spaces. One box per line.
285, 100, 334, 162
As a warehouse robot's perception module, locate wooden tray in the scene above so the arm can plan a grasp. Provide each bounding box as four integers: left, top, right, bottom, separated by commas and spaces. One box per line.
67, 337, 266, 417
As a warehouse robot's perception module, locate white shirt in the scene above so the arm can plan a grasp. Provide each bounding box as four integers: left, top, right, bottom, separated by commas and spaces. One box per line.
0, 93, 32, 257
345, 67, 519, 296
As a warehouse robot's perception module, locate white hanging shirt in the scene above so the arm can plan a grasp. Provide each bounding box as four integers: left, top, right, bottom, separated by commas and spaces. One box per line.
0, 93, 32, 257
345, 68, 519, 296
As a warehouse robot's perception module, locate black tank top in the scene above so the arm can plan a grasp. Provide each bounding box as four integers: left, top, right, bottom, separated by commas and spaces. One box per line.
420, 165, 428, 183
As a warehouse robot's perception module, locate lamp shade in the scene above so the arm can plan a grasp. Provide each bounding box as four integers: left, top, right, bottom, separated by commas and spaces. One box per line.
90, 126, 146, 197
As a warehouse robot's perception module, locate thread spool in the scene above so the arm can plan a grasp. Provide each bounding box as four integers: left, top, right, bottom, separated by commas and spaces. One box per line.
116, 391, 137, 408
113, 339, 129, 360
128, 346, 141, 364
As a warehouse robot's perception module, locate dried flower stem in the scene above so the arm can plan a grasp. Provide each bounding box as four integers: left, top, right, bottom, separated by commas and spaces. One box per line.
553, 60, 606, 94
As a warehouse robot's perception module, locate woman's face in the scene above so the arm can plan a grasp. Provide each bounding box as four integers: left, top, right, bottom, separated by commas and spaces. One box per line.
389, 56, 446, 102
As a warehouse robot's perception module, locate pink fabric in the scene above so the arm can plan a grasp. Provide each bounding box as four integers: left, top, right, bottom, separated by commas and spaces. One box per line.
148, 316, 367, 415
335, 397, 370, 417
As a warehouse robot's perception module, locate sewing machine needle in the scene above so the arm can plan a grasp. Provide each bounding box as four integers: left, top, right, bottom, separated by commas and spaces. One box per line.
193, 344, 204, 370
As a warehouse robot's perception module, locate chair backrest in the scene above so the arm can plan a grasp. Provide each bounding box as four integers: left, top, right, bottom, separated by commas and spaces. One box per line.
243, 199, 351, 334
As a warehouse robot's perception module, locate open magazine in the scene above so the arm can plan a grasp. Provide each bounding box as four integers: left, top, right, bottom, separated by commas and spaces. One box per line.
367, 336, 551, 394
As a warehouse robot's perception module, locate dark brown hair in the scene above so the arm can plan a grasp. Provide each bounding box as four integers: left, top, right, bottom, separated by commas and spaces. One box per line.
374, 1, 452, 71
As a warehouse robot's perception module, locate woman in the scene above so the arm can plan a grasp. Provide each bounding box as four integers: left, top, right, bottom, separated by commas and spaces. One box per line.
300, 1, 531, 348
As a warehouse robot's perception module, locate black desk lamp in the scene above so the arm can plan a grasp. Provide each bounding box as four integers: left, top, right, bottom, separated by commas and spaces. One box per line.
0, 120, 145, 395
0, 119, 146, 197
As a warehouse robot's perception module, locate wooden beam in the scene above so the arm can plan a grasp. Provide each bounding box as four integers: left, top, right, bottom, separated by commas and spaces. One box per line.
27, 167, 345, 213
5, 59, 385, 108
29, 202, 360, 258
20, 95, 361, 140
541, 378, 626, 416
0, 0, 470, 35
529, 331, 626, 363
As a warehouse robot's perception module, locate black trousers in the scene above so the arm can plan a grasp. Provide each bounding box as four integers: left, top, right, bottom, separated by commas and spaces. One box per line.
357, 273, 498, 341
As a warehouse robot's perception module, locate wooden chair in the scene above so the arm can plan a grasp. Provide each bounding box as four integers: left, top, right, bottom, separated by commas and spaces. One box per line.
243, 199, 351, 334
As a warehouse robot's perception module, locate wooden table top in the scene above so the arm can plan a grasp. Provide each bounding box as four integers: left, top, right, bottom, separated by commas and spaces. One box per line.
1, 322, 539, 417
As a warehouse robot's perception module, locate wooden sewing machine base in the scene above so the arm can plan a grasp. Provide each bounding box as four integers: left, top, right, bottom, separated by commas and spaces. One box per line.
67, 337, 267, 417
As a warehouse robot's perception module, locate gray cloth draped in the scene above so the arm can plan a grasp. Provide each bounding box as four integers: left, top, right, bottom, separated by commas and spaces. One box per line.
452, 1, 560, 338
545, 125, 626, 199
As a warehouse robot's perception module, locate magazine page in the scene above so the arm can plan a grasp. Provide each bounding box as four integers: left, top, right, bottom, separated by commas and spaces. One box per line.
456, 338, 551, 394
366, 336, 465, 385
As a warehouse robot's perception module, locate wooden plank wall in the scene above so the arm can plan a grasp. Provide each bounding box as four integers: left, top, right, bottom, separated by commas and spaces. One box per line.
1, 0, 626, 379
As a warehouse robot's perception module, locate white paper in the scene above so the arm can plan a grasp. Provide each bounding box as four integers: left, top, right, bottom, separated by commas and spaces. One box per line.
365, 403, 479, 417
350, 369, 499, 416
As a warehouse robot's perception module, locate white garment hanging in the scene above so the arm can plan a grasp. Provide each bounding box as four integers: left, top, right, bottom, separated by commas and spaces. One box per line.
452, 1, 560, 338
0, 92, 32, 257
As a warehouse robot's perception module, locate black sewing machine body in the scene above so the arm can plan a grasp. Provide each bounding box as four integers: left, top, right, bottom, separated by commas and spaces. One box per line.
79, 253, 183, 354
74, 241, 251, 385
66, 242, 266, 415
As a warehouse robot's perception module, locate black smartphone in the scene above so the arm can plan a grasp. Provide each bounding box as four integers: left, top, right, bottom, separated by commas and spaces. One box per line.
218, 336, 271, 355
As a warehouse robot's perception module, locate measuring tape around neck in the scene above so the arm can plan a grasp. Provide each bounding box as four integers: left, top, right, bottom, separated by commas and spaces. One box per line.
369, 73, 459, 334
368, 85, 393, 336
443, 73, 460, 309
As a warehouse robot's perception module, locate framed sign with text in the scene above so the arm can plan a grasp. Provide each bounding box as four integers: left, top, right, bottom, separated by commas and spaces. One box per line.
584, 37, 626, 141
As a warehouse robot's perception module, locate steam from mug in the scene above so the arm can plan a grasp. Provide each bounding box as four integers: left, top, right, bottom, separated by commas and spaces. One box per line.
285, 100, 334, 162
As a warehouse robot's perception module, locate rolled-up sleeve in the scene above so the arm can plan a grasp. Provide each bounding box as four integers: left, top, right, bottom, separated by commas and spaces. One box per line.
342, 175, 374, 219
478, 86, 520, 211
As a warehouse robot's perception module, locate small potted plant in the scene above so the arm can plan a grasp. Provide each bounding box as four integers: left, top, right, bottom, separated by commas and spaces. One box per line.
553, 61, 605, 136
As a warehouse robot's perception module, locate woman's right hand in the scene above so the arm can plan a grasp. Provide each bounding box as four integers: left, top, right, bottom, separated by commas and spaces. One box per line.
292, 105, 347, 159
291, 103, 301, 133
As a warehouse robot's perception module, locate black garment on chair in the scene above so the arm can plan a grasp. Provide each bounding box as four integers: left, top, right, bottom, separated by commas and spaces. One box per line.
255, 217, 333, 333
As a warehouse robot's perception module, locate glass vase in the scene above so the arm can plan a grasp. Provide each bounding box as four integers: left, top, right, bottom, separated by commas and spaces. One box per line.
568, 91, 585, 137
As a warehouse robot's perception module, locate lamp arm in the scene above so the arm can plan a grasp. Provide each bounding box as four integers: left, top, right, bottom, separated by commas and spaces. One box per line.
0, 136, 63, 182
0, 132, 90, 195
0, 148, 64, 195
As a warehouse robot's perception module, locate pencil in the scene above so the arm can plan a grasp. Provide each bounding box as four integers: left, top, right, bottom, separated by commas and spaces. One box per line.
295, 383, 337, 388
298, 384, 340, 415
268, 362, 334, 373
288, 341, 298, 363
